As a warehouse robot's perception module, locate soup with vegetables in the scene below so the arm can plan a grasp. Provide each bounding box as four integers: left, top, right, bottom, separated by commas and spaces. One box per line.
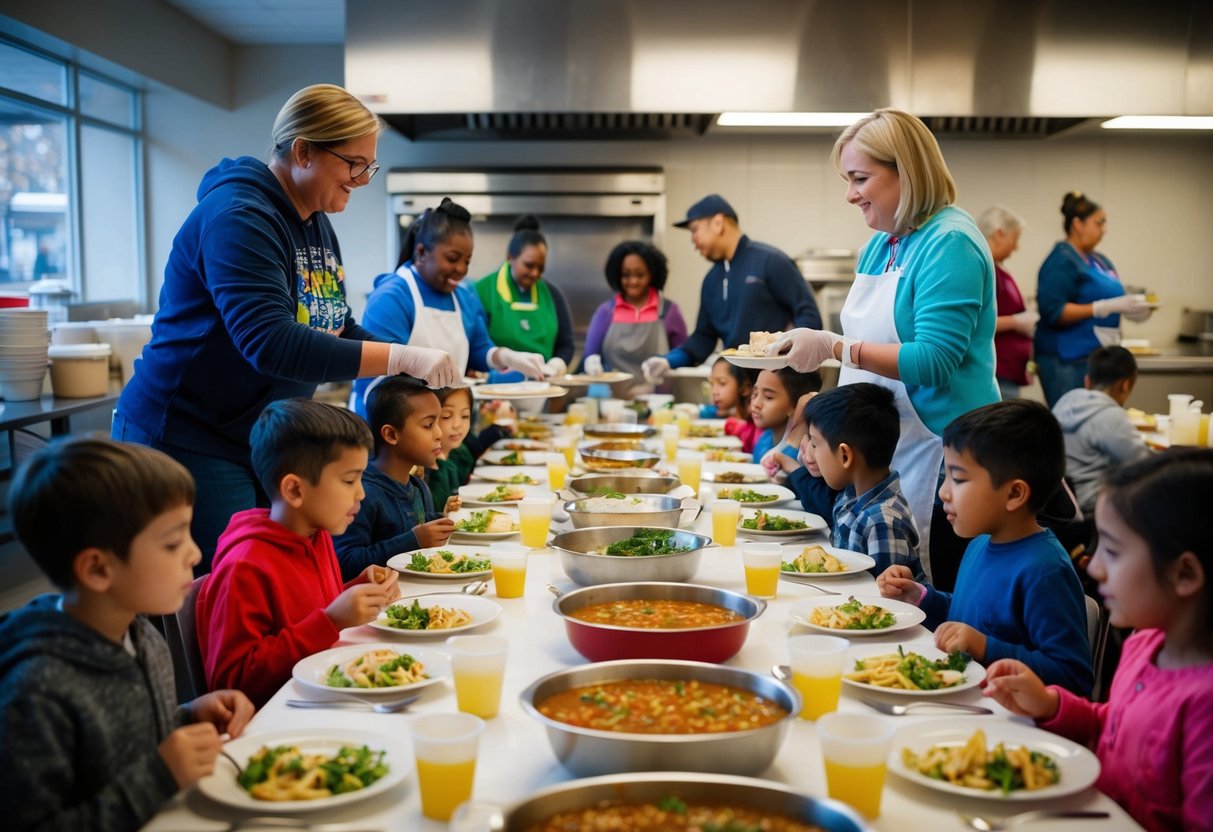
536, 679, 787, 734
526, 797, 823, 832
568, 599, 743, 629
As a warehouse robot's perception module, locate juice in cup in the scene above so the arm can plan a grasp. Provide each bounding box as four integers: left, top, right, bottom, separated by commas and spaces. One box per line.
546, 454, 569, 490
489, 542, 528, 599
517, 497, 552, 548
412, 713, 485, 821
742, 542, 782, 597
446, 635, 508, 719
711, 498, 741, 546
554, 435, 576, 468
787, 634, 848, 720
652, 408, 674, 428
564, 403, 588, 426
677, 452, 703, 494
662, 424, 680, 461
817, 712, 894, 818
675, 410, 692, 437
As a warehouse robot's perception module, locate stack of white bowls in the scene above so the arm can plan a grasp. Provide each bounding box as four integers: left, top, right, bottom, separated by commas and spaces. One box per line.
0, 309, 50, 401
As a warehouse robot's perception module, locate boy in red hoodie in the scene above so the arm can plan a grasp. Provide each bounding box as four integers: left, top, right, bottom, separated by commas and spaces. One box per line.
197, 398, 401, 706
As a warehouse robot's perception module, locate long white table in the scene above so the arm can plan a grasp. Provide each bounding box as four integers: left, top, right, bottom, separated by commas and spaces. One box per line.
145, 490, 1140, 831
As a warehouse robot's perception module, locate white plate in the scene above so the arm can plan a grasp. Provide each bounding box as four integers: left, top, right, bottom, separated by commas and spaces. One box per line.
490, 438, 553, 451
480, 450, 549, 466
890, 718, 1101, 801
458, 482, 554, 507
199, 729, 409, 813
386, 545, 493, 580
722, 352, 790, 370
843, 642, 986, 696
291, 643, 449, 696
737, 508, 828, 537
789, 594, 927, 635
449, 507, 521, 539
472, 382, 568, 400
679, 435, 744, 451
557, 371, 634, 385
778, 543, 877, 579
367, 594, 502, 637
705, 483, 796, 507
702, 461, 769, 484
472, 465, 548, 485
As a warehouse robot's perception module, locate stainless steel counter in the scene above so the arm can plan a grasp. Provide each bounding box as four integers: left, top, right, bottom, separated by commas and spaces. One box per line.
1130, 341, 1213, 413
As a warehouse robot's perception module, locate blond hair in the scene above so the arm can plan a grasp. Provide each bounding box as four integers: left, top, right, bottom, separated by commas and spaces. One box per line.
271, 84, 382, 158
977, 205, 1024, 238
830, 109, 956, 232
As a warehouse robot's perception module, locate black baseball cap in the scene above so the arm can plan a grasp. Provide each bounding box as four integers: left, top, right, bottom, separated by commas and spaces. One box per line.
673, 194, 738, 228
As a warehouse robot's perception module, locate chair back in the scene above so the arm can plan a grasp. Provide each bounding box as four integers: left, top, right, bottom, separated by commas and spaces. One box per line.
1084, 594, 1111, 701
163, 575, 208, 702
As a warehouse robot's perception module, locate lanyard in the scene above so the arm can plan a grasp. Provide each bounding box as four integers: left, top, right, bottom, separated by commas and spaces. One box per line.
884, 236, 902, 272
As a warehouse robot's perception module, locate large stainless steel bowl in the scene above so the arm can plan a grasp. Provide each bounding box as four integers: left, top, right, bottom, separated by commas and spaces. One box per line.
583, 423, 657, 440
518, 660, 800, 777
548, 526, 708, 585
564, 493, 687, 529
567, 473, 680, 496
464, 772, 871, 832
580, 447, 660, 473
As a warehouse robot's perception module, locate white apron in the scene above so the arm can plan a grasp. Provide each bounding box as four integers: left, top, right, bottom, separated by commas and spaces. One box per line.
837, 265, 943, 582
400, 264, 470, 374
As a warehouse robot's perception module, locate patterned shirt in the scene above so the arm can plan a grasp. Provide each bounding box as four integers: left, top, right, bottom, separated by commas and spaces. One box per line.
831, 471, 925, 580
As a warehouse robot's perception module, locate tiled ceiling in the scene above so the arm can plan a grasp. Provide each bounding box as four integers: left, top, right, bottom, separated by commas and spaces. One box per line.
162, 0, 344, 45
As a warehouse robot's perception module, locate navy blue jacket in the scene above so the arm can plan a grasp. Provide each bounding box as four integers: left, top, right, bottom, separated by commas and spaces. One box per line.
667, 235, 821, 368
116, 156, 379, 463
333, 463, 440, 582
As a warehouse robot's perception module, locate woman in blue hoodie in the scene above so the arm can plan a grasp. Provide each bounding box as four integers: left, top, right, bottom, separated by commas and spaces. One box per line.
112, 84, 460, 571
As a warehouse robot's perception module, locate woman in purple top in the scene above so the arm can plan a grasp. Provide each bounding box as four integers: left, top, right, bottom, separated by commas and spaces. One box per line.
977, 206, 1036, 400
582, 241, 687, 395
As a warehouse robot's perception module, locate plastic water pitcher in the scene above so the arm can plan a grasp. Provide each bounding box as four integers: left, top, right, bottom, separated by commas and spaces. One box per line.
1171, 401, 1202, 447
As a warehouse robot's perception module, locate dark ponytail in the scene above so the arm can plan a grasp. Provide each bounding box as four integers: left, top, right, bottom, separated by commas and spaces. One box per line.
1061, 191, 1100, 234
397, 197, 473, 268
507, 214, 546, 258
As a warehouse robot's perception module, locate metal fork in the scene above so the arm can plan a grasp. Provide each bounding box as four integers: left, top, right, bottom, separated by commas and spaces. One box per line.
858, 696, 992, 715
958, 810, 1111, 831
285, 693, 421, 714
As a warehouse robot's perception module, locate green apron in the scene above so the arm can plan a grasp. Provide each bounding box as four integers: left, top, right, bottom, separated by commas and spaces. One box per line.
475, 262, 559, 359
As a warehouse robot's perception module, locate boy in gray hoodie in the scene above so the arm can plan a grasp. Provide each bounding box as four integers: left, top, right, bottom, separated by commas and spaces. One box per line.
1052, 346, 1150, 515
0, 439, 253, 831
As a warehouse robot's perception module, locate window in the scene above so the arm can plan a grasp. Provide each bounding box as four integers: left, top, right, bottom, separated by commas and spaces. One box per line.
0, 35, 143, 306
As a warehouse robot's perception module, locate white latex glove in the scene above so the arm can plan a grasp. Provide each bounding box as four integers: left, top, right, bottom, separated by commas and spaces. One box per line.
641, 356, 671, 384
1092, 295, 1150, 322
493, 347, 546, 379
767, 328, 842, 372
582, 354, 604, 377
542, 357, 567, 379
387, 344, 460, 388
1011, 310, 1039, 337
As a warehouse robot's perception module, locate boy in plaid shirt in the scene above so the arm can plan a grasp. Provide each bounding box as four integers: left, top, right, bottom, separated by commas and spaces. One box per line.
798, 383, 925, 580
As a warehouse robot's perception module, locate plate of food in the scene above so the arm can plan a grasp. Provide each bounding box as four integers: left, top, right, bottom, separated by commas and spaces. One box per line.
458, 482, 552, 507
737, 508, 827, 537
1125, 407, 1157, 431
387, 546, 493, 579
891, 720, 1100, 801
702, 462, 769, 484
449, 508, 521, 539
679, 436, 744, 451
709, 483, 796, 507
721, 331, 790, 370
557, 371, 634, 385
789, 594, 926, 635
480, 449, 549, 466
472, 466, 547, 486
843, 643, 985, 696
292, 643, 450, 697
688, 419, 726, 438
367, 595, 502, 637
490, 438, 553, 451
702, 449, 754, 463
472, 382, 568, 400
199, 728, 408, 812
778, 543, 876, 579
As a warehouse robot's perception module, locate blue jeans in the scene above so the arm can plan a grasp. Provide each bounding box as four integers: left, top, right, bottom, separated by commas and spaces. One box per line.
1036, 355, 1088, 408
111, 411, 266, 574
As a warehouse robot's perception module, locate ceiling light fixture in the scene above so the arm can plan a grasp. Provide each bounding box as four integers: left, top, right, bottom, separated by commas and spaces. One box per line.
716, 112, 869, 128
1100, 116, 1213, 130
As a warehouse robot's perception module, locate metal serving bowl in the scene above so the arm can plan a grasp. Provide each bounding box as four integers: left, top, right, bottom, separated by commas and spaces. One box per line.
548, 526, 708, 585
583, 423, 657, 440
549, 581, 764, 662
567, 473, 680, 496
518, 660, 800, 777
580, 447, 661, 473
564, 493, 687, 529
462, 772, 871, 832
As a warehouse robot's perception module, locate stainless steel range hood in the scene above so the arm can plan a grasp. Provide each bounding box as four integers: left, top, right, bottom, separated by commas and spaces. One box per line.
345, 0, 1212, 140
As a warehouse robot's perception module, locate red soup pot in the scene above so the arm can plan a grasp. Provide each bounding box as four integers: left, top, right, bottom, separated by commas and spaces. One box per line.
549, 581, 766, 663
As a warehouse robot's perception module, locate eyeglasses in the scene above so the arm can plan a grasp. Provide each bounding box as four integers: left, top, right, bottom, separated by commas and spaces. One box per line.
317, 145, 380, 182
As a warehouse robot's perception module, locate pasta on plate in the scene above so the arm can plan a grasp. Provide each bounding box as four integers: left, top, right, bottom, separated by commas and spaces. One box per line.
902, 729, 1060, 794
238, 744, 389, 802
325, 649, 427, 688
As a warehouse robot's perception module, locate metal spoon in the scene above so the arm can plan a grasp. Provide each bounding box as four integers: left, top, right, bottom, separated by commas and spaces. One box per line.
858, 696, 993, 716
397, 580, 489, 601
958, 811, 1110, 831
219, 748, 245, 777
286, 693, 421, 714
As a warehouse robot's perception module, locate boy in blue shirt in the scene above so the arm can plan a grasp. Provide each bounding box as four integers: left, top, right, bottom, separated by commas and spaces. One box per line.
878, 400, 1093, 695
334, 376, 455, 580
795, 383, 925, 579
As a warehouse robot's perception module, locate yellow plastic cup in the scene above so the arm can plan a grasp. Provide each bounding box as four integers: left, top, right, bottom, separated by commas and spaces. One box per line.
817, 712, 894, 818
675, 410, 692, 438
546, 453, 569, 490
710, 498, 741, 547
489, 542, 528, 599
677, 452, 703, 495
662, 424, 681, 461
446, 634, 509, 719
517, 497, 552, 548
742, 541, 782, 597
652, 408, 674, 428
412, 712, 485, 821
788, 634, 848, 721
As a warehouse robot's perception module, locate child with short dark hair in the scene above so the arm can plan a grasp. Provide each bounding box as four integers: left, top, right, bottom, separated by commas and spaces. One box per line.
0, 438, 254, 831
198, 398, 400, 706
749, 367, 822, 462
878, 400, 1093, 694
427, 386, 512, 510
798, 383, 925, 579
984, 449, 1213, 831
1053, 345, 1149, 516
334, 376, 455, 580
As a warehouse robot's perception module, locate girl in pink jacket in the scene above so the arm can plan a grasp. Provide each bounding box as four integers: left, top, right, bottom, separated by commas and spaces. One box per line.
983, 449, 1213, 832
